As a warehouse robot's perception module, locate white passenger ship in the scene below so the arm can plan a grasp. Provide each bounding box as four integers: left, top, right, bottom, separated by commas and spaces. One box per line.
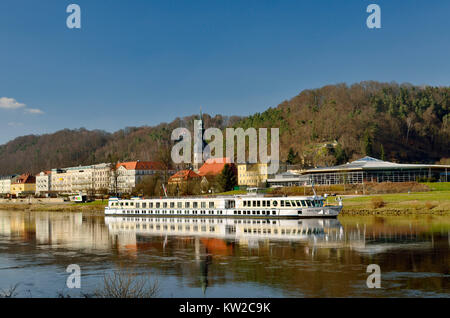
105, 194, 343, 218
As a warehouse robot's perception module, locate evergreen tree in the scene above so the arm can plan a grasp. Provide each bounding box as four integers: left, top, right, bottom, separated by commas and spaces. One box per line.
217, 164, 237, 192
380, 144, 386, 161
362, 130, 373, 157
334, 144, 348, 164
286, 147, 299, 164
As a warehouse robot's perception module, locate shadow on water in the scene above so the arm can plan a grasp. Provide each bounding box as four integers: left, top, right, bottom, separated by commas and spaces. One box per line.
0, 210, 449, 297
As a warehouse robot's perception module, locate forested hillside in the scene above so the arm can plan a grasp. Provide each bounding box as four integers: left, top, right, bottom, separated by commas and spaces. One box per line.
0, 81, 448, 175
0, 114, 242, 175
236, 81, 449, 166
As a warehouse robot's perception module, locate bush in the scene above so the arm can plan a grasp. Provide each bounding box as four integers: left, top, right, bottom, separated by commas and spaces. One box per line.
366, 182, 429, 194
425, 201, 437, 210
371, 197, 385, 209
94, 269, 159, 298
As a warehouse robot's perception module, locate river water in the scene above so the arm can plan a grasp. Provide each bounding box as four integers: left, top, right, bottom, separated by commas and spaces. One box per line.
0, 210, 448, 298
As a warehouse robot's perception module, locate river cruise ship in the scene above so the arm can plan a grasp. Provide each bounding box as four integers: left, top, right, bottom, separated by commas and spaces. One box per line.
105, 194, 343, 218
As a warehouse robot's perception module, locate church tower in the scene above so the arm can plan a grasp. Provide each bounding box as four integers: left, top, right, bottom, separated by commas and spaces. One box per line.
193, 109, 206, 172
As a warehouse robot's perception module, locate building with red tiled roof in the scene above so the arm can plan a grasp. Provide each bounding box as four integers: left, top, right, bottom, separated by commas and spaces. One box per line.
114, 161, 175, 194
116, 161, 165, 171
11, 173, 36, 196
168, 170, 201, 185
197, 157, 235, 177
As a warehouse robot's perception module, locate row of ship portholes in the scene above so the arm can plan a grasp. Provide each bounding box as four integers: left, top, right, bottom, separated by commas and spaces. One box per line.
120, 210, 224, 215
117, 209, 283, 216
118, 209, 279, 216
234, 210, 277, 216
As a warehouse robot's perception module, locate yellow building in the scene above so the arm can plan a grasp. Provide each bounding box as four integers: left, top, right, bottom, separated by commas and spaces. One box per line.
11, 173, 36, 196
237, 163, 269, 187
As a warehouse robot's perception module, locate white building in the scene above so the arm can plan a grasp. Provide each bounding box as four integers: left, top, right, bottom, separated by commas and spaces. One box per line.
50, 163, 112, 195
113, 161, 174, 194
0, 175, 17, 195
35, 171, 52, 195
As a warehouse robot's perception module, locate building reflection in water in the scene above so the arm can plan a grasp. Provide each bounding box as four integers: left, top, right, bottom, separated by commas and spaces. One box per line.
105, 216, 346, 295
0, 211, 448, 297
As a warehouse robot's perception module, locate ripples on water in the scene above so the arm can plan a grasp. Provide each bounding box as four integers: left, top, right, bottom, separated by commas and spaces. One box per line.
0, 210, 448, 298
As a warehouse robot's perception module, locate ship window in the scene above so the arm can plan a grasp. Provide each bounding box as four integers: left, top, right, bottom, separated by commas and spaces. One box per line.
280, 201, 284, 207
163, 202, 167, 208
285, 200, 291, 207
291, 200, 297, 207
193, 202, 198, 208
136, 203, 140, 208
252, 201, 256, 207
185, 202, 190, 208
142, 203, 147, 208
209, 202, 214, 208
149, 202, 153, 208
170, 202, 174, 208
201, 202, 206, 208
273, 201, 277, 207
257, 201, 261, 207
177, 202, 182, 208
243, 201, 247, 207
156, 202, 160, 208
262, 201, 266, 207
125, 202, 129, 206
296, 200, 301, 207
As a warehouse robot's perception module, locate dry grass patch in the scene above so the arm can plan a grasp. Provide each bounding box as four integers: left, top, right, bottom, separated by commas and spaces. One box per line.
371, 197, 385, 209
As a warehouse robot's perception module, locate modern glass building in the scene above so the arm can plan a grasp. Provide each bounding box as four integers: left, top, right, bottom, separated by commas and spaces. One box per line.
302, 156, 450, 185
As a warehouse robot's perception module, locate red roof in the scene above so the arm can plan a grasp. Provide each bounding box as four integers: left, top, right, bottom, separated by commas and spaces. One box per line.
198, 157, 234, 176
13, 173, 36, 184
168, 170, 200, 182
116, 161, 164, 170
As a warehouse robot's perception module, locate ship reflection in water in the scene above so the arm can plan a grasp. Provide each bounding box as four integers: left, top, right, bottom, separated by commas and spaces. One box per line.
0, 211, 448, 297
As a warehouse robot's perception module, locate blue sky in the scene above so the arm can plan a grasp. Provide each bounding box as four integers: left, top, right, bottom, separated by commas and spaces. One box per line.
1, 0, 449, 144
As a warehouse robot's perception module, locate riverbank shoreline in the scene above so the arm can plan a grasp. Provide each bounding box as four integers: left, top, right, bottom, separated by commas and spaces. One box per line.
0, 202, 107, 215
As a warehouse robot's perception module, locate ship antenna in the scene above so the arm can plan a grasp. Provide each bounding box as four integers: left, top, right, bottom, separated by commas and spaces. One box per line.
162, 183, 168, 197
310, 177, 317, 197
